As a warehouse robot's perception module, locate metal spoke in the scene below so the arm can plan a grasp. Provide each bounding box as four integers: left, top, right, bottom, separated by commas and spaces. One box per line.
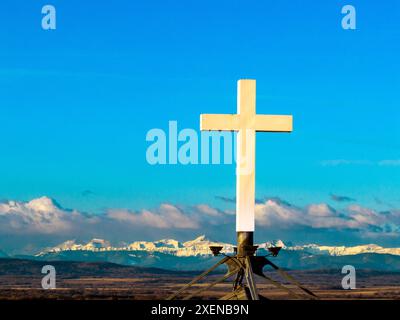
183, 268, 239, 300
244, 256, 259, 300
256, 272, 301, 299
266, 259, 318, 299
166, 256, 229, 300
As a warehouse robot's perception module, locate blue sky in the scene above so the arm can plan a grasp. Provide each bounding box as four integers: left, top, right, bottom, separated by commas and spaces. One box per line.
0, 1, 399, 250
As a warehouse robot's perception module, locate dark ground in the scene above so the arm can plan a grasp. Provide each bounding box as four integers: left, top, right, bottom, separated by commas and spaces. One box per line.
1, 258, 400, 299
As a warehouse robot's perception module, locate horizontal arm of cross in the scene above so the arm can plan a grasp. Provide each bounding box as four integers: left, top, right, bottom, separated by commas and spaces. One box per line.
254, 115, 293, 132
200, 114, 293, 132
200, 114, 240, 131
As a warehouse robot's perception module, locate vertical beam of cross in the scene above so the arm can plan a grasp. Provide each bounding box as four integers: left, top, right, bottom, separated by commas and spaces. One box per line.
200, 79, 292, 232
236, 80, 256, 231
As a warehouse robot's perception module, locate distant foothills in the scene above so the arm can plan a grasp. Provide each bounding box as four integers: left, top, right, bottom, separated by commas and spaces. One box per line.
2, 235, 400, 271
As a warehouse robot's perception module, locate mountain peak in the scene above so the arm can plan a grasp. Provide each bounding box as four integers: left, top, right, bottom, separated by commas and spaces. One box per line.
272, 240, 286, 248
258, 239, 287, 249
192, 235, 207, 242
83, 238, 111, 249
182, 235, 212, 247
155, 239, 182, 249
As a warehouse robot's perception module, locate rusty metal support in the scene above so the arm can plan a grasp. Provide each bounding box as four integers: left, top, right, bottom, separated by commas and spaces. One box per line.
166, 233, 317, 300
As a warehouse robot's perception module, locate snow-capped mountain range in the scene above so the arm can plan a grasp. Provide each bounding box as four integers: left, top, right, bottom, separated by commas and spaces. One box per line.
2, 196, 400, 271
36, 235, 400, 257
37, 235, 235, 257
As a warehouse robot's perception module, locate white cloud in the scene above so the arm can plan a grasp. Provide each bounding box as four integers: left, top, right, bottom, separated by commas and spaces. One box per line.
307, 203, 336, 217
255, 199, 306, 227
194, 204, 221, 217
347, 205, 384, 227
0, 197, 75, 234
1, 196, 400, 254
107, 204, 199, 229
1, 196, 397, 235
254, 199, 400, 233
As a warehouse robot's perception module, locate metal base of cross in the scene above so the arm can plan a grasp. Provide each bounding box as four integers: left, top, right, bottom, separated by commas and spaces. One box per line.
166, 232, 318, 300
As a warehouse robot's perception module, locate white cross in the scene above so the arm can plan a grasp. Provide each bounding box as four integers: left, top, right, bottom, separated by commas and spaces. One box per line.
200, 79, 293, 232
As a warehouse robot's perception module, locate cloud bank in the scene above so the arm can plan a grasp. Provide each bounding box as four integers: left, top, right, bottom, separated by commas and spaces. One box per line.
0, 196, 399, 254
